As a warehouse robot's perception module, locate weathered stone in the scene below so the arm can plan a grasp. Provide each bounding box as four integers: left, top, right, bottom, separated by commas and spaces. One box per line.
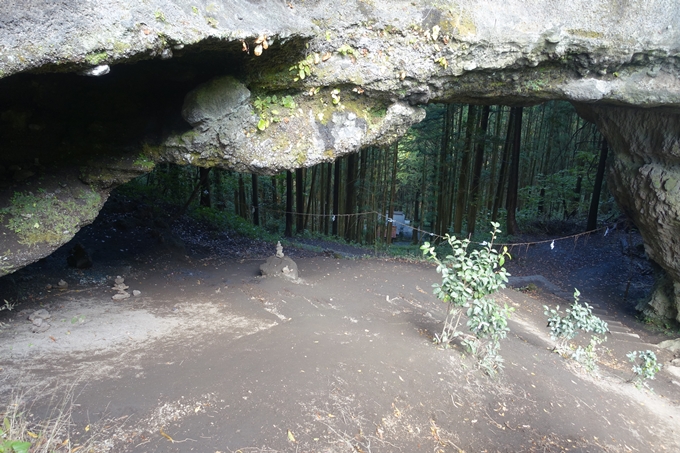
112, 292, 131, 301
28, 309, 51, 322
260, 256, 299, 280
658, 339, 680, 353
182, 76, 251, 131
576, 104, 680, 323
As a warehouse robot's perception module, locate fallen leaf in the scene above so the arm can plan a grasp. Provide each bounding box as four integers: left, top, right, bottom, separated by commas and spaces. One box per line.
287, 429, 296, 442
160, 427, 174, 443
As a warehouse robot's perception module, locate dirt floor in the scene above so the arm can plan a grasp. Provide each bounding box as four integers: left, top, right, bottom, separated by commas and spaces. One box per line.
1, 200, 679, 452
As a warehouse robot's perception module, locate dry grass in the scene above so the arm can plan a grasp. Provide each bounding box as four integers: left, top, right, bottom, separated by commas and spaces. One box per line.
1, 381, 101, 453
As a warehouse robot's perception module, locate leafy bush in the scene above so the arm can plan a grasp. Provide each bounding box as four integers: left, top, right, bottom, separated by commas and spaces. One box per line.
544, 289, 609, 372
627, 350, 662, 389
421, 222, 512, 375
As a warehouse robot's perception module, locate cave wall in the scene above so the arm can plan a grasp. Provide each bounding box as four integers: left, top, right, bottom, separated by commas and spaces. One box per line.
1, 0, 680, 321
576, 104, 680, 322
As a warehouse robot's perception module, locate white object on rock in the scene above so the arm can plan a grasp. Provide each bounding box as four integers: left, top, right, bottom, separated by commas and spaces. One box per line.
80, 65, 110, 77
115, 276, 125, 284
58, 279, 68, 289
276, 241, 284, 258
133, 290, 141, 296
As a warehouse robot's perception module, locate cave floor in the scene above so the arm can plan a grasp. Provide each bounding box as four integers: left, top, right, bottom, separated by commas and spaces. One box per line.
0, 209, 678, 452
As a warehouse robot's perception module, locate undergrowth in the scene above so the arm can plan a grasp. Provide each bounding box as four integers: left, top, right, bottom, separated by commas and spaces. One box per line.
421, 222, 512, 376
0, 383, 102, 453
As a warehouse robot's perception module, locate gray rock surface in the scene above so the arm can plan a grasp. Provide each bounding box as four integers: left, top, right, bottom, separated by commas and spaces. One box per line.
2, 0, 680, 320
260, 256, 299, 281
577, 104, 680, 323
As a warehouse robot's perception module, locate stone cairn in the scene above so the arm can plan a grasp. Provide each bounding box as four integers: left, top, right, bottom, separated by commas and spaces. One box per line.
260, 241, 299, 280
112, 276, 141, 300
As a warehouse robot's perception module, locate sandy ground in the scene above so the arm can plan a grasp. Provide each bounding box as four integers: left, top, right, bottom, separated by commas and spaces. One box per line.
1, 245, 679, 452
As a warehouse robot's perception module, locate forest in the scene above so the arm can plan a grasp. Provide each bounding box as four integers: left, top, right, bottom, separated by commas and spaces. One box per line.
128, 100, 613, 247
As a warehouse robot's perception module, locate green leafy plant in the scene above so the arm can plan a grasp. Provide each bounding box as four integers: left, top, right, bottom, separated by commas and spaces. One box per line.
336, 44, 356, 56
627, 350, 662, 389
0, 417, 30, 453
544, 289, 609, 371
154, 10, 166, 22
253, 94, 297, 131
435, 57, 448, 69
289, 55, 314, 81
421, 222, 512, 375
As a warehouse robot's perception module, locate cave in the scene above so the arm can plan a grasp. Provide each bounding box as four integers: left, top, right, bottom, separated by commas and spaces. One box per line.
1, 0, 680, 323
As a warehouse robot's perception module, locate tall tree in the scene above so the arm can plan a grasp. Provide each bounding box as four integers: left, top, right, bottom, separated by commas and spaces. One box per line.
453, 104, 478, 234
506, 106, 523, 235
344, 153, 358, 241
285, 170, 293, 237
386, 142, 399, 245
435, 104, 454, 236
332, 159, 341, 236
324, 163, 332, 235
467, 105, 490, 235
296, 168, 305, 234
199, 168, 211, 207
237, 173, 248, 219
492, 107, 515, 222
251, 174, 259, 226
587, 138, 609, 231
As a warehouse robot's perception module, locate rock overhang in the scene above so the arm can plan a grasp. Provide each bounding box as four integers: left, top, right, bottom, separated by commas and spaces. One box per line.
2, 0, 680, 323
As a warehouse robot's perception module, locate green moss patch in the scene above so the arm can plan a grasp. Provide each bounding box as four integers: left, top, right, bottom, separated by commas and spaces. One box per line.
0, 188, 101, 246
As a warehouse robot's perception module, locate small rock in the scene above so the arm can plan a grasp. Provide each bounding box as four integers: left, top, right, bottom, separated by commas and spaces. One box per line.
658, 338, 680, 353
671, 358, 680, 367
112, 283, 129, 291
32, 317, 43, 327
115, 276, 125, 285
28, 309, 51, 321
46, 283, 52, 290
32, 322, 50, 333
112, 292, 130, 301
57, 279, 68, 289
132, 290, 141, 296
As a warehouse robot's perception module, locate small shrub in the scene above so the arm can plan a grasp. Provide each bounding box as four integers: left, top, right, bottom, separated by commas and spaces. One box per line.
544, 289, 609, 372
421, 222, 512, 376
627, 350, 662, 389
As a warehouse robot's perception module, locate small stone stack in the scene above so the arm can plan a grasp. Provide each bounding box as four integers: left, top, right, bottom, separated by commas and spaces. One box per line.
112, 276, 130, 300
111, 276, 141, 300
